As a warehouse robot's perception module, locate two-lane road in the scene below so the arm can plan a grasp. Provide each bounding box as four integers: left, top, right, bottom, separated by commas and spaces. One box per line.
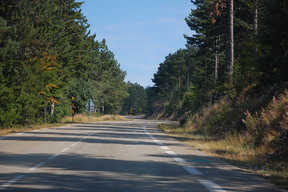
0, 120, 286, 191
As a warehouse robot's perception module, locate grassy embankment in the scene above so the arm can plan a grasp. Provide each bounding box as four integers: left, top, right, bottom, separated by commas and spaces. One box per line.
0, 114, 129, 136
160, 87, 288, 190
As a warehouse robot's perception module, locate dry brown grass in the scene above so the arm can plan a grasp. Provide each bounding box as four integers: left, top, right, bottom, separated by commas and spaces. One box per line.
0, 115, 129, 136
0, 123, 65, 136
60, 114, 130, 123
160, 123, 288, 190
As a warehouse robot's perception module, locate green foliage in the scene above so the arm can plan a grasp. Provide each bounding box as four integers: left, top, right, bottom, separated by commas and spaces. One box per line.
148, 0, 288, 151
121, 82, 148, 115
182, 91, 196, 112
0, 0, 128, 127
258, 0, 288, 82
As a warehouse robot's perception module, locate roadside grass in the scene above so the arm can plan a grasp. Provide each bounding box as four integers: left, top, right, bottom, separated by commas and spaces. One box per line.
0, 123, 66, 136
0, 114, 129, 136
159, 123, 288, 190
60, 114, 130, 123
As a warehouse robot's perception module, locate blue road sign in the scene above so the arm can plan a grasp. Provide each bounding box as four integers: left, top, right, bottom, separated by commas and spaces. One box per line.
86, 98, 95, 112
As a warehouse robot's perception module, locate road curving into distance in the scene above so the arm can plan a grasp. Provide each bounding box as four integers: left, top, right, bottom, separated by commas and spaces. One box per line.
0, 119, 286, 191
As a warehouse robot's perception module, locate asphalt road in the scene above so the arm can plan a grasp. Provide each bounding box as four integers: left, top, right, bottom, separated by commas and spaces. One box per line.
0, 119, 286, 192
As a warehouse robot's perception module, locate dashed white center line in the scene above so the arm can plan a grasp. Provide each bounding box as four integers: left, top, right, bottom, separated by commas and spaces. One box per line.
0, 175, 25, 190
70, 143, 77, 147
198, 180, 227, 192
0, 136, 8, 140
0, 129, 96, 190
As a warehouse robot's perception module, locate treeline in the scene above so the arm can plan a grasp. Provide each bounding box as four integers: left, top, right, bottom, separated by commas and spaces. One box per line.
121, 82, 147, 116
0, 0, 128, 127
148, 0, 288, 118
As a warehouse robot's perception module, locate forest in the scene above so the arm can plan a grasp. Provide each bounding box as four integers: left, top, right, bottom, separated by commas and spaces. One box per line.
0, 0, 287, 187
0, 0, 139, 127
149, 0, 287, 117
148, 0, 288, 185
149, 0, 287, 124
1, 0, 287, 138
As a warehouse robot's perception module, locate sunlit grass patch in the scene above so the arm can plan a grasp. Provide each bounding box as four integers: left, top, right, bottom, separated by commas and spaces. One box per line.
0, 115, 129, 136
60, 114, 130, 123
160, 123, 288, 190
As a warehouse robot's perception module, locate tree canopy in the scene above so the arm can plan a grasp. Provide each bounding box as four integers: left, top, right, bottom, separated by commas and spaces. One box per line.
0, 0, 128, 127
148, 0, 288, 117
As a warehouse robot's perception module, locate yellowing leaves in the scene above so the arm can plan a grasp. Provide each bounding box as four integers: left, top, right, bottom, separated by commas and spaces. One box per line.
47, 83, 59, 89
32, 52, 62, 105
39, 91, 47, 95
209, 0, 226, 24
48, 97, 60, 104
30, 51, 59, 72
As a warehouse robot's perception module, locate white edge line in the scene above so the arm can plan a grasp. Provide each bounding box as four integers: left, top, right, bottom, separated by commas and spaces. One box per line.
161, 146, 169, 150
48, 153, 60, 160
61, 147, 70, 152
198, 179, 226, 192
165, 150, 177, 155
143, 124, 225, 192
149, 135, 156, 140
29, 162, 46, 171
183, 165, 203, 175
173, 157, 187, 163
0, 175, 25, 190
156, 142, 164, 146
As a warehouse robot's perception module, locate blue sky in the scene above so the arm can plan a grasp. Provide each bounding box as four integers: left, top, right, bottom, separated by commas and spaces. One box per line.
81, 0, 194, 87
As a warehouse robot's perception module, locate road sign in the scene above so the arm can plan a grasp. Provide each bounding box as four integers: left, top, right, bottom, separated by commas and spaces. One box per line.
86, 98, 95, 112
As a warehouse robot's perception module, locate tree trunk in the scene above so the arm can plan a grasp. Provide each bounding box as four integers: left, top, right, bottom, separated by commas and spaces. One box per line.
186, 67, 190, 89
44, 106, 47, 124
215, 52, 218, 82
178, 75, 181, 91
215, 36, 220, 82
205, 49, 208, 81
253, 0, 258, 35
50, 102, 55, 115
253, 0, 258, 56
227, 0, 234, 79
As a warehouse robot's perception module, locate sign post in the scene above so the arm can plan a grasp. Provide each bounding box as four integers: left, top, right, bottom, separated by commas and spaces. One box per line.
86, 98, 95, 122
71, 97, 75, 122
130, 106, 133, 119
